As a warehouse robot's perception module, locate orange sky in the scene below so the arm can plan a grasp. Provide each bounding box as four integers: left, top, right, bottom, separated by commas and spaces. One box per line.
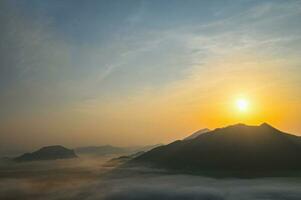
1, 0, 301, 153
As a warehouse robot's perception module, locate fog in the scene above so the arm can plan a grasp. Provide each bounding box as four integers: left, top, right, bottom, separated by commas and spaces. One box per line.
0, 157, 301, 200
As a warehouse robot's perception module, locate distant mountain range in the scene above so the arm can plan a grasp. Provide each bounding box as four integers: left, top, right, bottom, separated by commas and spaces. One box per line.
75, 145, 126, 156
75, 144, 163, 156
11, 143, 162, 162
132, 123, 301, 172
14, 145, 77, 162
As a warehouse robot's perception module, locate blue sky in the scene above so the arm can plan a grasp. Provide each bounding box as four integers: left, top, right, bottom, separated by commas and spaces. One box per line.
1, 0, 301, 153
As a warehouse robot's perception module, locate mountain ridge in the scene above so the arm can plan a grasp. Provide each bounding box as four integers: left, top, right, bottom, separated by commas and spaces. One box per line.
184, 128, 210, 140
131, 123, 301, 172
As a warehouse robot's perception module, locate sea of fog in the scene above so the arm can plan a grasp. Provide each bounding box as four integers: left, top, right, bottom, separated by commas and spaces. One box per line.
0, 156, 301, 200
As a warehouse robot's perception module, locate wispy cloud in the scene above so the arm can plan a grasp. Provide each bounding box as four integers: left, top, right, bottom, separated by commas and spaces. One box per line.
1, 0, 301, 149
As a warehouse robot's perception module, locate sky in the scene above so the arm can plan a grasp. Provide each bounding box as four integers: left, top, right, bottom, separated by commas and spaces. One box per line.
1, 0, 301, 154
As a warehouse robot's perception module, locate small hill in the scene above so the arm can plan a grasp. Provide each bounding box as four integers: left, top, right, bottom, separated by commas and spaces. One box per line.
14, 145, 77, 162
132, 123, 301, 172
184, 128, 210, 140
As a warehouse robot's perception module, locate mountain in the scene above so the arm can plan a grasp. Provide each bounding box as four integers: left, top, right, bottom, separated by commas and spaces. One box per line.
184, 128, 210, 140
75, 144, 163, 156
132, 123, 301, 172
75, 145, 126, 156
14, 145, 77, 162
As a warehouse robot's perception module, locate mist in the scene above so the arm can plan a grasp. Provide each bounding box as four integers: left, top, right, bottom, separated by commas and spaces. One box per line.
1, 157, 300, 200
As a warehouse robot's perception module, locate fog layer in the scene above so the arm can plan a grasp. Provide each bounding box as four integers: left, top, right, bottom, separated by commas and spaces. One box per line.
0, 157, 301, 200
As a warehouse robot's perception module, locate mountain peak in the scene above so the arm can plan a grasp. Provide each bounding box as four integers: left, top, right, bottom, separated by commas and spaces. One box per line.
223, 123, 277, 131
260, 122, 272, 127
259, 122, 278, 131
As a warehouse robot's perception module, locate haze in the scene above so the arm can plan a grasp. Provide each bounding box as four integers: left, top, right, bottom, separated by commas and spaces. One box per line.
1, 0, 301, 155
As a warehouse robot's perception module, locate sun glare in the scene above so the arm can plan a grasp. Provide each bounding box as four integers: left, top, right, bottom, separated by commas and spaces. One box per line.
236, 98, 249, 112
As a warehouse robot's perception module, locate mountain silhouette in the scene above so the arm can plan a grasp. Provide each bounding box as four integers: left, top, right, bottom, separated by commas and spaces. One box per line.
132, 123, 301, 172
104, 151, 146, 167
184, 128, 210, 140
14, 145, 77, 162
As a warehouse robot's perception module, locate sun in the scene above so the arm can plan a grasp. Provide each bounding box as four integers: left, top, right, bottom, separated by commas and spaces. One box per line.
236, 98, 249, 112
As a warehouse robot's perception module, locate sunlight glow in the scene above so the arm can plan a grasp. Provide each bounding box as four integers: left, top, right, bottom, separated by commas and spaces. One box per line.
236, 98, 249, 112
